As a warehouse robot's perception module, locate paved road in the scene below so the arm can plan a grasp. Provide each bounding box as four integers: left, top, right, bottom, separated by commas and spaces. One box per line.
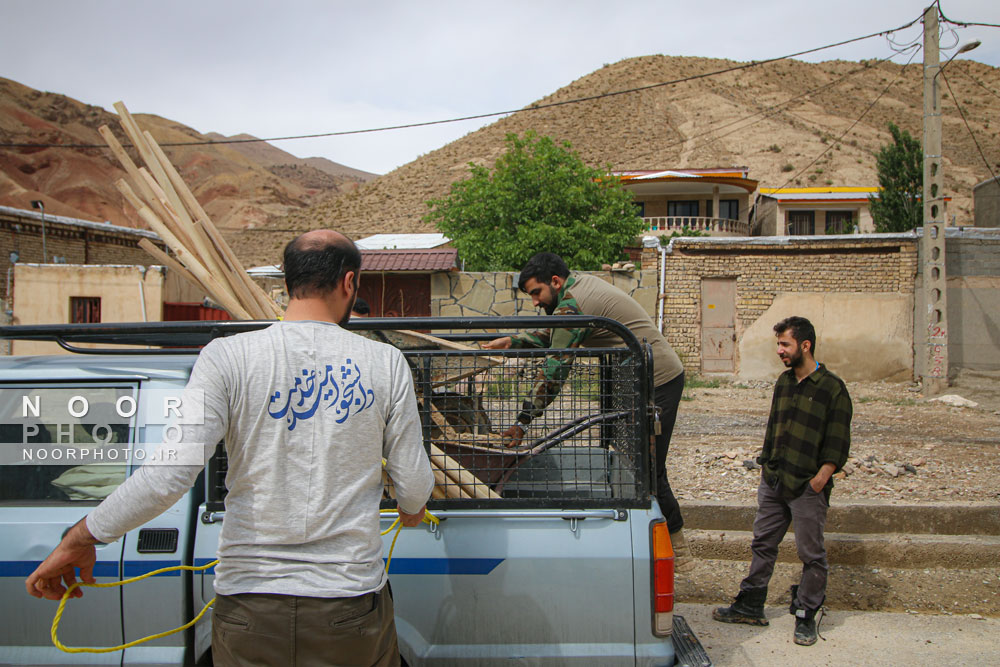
677, 602, 999, 666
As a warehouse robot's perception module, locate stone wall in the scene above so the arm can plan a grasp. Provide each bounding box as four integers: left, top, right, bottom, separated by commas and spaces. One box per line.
431, 269, 659, 319
660, 235, 919, 380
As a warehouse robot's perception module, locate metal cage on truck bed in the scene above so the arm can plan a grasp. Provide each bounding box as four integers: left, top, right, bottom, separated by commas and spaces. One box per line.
0, 316, 655, 512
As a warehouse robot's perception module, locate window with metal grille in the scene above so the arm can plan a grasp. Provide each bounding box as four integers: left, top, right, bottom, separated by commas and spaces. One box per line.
70, 297, 101, 323
825, 211, 854, 234
788, 210, 815, 235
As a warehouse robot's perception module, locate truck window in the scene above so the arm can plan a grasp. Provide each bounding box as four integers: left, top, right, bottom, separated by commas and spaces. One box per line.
0, 386, 134, 503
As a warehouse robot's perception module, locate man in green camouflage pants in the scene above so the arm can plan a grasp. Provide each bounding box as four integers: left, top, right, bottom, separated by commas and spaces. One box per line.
713, 316, 852, 646
484, 252, 693, 570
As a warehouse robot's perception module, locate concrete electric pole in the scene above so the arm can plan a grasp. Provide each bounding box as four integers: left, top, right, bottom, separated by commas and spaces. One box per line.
921, 5, 948, 395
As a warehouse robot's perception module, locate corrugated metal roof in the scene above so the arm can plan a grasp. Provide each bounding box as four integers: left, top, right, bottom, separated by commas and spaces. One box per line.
248, 249, 458, 276
356, 233, 450, 249
361, 248, 458, 272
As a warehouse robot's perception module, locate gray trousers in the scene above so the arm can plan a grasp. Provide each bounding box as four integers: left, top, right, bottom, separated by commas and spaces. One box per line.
740, 476, 830, 611
212, 586, 400, 667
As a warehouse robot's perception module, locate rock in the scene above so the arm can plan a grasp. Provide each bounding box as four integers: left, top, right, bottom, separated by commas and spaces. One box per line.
928, 394, 979, 408
912, 457, 926, 467
742, 459, 760, 471
601, 264, 612, 271
724, 450, 738, 459
968, 614, 984, 620
833, 471, 846, 480
882, 464, 901, 478
843, 462, 856, 475
903, 463, 917, 475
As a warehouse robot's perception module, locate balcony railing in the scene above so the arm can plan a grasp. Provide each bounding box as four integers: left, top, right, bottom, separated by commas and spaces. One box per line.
643, 216, 749, 236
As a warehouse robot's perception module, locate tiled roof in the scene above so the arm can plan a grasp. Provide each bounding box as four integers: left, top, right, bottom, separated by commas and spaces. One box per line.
361, 248, 458, 272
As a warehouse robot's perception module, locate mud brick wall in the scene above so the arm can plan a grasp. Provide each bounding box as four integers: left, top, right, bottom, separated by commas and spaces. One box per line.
661, 237, 919, 373
1, 210, 166, 301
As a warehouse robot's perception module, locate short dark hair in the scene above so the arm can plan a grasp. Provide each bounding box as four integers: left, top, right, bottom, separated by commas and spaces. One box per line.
283, 233, 361, 300
517, 252, 570, 292
352, 296, 370, 315
774, 316, 817, 353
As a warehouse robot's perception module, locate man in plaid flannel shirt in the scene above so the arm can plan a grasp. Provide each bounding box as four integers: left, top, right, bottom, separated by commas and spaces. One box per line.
713, 316, 852, 646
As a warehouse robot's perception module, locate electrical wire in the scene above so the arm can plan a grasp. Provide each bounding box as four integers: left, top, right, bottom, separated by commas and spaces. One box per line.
940, 69, 1000, 188
936, 0, 1000, 29
771, 44, 922, 192
955, 65, 1000, 102
0, 14, 924, 152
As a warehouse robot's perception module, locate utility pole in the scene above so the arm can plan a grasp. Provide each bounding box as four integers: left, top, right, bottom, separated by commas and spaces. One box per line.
922, 5, 948, 395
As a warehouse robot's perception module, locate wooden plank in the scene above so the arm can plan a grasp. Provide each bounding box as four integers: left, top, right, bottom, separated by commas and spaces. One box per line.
138, 238, 204, 293
140, 128, 275, 319
117, 180, 252, 319
428, 442, 500, 500
99, 125, 184, 237
113, 102, 193, 241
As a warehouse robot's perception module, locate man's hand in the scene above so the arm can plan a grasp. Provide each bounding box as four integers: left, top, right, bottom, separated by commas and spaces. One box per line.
482, 337, 512, 350
501, 424, 525, 448
809, 463, 837, 493
26, 518, 99, 601
398, 505, 427, 528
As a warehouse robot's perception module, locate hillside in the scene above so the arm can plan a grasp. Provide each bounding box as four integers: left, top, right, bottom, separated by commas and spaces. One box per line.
0, 76, 374, 230
229, 54, 1000, 266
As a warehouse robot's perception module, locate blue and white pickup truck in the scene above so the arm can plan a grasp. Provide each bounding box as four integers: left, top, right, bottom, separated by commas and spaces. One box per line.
0, 316, 708, 666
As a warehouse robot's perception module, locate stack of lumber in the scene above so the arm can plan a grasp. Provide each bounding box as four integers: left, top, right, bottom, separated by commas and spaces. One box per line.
99, 102, 281, 320
102, 102, 502, 501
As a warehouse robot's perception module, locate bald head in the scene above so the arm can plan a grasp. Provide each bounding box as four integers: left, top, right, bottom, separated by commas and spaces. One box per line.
283, 229, 361, 299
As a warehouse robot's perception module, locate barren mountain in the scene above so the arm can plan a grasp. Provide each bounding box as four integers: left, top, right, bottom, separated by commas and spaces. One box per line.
229, 55, 1000, 266
0, 76, 372, 230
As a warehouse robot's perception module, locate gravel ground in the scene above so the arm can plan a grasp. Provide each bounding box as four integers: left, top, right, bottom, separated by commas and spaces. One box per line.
669, 369, 1000, 505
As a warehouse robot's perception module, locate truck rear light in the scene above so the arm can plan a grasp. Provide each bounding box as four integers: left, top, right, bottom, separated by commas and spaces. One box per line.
650, 519, 674, 636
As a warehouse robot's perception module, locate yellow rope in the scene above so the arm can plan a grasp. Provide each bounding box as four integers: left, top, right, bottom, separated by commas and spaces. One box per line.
51, 560, 218, 654
52, 509, 438, 654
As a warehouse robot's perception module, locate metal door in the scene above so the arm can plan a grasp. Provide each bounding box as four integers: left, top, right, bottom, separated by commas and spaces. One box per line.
701, 278, 736, 373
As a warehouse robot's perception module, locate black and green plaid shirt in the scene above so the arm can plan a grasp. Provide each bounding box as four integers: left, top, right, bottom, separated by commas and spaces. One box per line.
759, 363, 853, 499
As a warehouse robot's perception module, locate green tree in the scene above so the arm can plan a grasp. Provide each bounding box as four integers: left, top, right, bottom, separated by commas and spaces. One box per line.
425, 131, 644, 270
869, 122, 922, 232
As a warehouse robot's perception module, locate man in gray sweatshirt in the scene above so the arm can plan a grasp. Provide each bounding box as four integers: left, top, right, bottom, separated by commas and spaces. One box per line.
26, 230, 435, 666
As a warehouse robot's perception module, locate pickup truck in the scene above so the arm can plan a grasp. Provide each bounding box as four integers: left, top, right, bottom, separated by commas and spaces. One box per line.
0, 316, 709, 666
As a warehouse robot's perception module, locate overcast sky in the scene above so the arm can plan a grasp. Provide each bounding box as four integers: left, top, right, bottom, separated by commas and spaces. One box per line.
3, 0, 999, 175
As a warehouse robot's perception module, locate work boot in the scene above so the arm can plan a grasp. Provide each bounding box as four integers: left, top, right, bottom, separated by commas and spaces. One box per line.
712, 587, 769, 626
670, 528, 695, 573
789, 585, 824, 646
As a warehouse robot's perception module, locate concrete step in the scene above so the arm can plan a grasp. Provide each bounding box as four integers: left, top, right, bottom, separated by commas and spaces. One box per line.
687, 529, 1000, 569
675, 557, 1000, 615
683, 501, 1000, 536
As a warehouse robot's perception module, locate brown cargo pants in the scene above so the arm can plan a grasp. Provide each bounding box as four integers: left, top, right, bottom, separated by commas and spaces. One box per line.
212, 585, 400, 667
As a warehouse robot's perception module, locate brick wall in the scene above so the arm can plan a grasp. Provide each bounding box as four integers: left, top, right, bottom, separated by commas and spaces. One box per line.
660, 236, 919, 373
1, 209, 166, 302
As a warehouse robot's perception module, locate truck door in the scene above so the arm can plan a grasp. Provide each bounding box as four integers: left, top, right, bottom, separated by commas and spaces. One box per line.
0, 383, 136, 664
385, 508, 638, 667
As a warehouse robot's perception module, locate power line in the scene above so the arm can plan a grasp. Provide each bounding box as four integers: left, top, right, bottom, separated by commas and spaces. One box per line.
0, 14, 924, 152
771, 45, 922, 192
936, 0, 1000, 29
940, 69, 1000, 189
955, 64, 1000, 102
617, 47, 914, 169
